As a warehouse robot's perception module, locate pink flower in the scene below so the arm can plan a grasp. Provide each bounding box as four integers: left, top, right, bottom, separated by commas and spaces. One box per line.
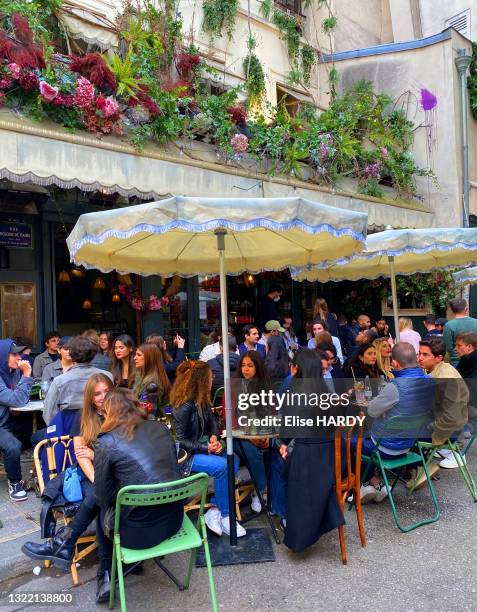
0, 77, 13, 89
7, 63, 21, 79
231, 133, 249, 154
18, 72, 38, 92
381, 147, 389, 159
39, 81, 59, 102
96, 95, 119, 118
130, 297, 144, 311
74, 76, 95, 109
52, 94, 74, 107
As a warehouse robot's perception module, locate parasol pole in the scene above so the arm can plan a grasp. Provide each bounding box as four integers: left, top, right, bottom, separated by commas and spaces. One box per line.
216, 229, 238, 546
388, 255, 400, 342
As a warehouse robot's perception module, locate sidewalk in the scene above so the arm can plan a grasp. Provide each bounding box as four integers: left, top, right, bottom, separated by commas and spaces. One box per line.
0, 451, 44, 582
0, 447, 476, 611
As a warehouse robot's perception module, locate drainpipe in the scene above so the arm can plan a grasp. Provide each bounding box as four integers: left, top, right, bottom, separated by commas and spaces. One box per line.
455, 48, 473, 228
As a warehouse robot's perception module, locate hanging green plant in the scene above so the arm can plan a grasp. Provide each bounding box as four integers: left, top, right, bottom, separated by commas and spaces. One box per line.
243, 52, 266, 104
271, 9, 301, 62
301, 44, 316, 86
202, 0, 238, 39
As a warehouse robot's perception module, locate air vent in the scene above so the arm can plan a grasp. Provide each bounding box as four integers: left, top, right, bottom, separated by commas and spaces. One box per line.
445, 9, 471, 39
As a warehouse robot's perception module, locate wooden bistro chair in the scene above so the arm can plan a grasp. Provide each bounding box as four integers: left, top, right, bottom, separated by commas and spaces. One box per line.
334, 419, 366, 565
33, 436, 97, 585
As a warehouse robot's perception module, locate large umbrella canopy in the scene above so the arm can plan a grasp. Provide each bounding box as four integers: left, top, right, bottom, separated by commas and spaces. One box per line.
453, 266, 477, 286
67, 196, 368, 276
291, 228, 477, 282
291, 227, 477, 342
67, 195, 368, 546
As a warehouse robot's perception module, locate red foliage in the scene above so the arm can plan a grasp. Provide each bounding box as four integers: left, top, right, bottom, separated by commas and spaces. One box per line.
83, 106, 123, 136
176, 51, 200, 80
18, 71, 39, 92
161, 79, 192, 98
69, 54, 117, 93
11, 13, 33, 44
127, 86, 161, 118
227, 103, 246, 124
0, 13, 45, 69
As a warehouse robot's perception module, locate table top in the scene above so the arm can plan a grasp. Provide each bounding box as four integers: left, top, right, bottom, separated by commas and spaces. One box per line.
10, 400, 44, 412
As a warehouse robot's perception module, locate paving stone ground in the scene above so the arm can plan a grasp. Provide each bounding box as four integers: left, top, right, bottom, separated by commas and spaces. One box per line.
0, 446, 476, 611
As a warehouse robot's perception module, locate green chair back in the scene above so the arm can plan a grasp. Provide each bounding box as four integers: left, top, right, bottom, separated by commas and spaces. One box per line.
114, 474, 208, 533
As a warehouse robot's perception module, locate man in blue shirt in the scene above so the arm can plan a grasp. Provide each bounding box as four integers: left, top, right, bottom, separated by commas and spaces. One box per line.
238, 325, 266, 359
0, 339, 34, 501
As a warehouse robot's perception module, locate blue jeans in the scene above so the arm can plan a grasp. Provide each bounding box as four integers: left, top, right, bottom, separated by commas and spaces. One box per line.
191, 452, 239, 517
234, 439, 267, 491
0, 419, 23, 482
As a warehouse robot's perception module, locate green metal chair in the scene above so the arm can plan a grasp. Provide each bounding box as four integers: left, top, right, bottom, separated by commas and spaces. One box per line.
414, 439, 477, 502
212, 386, 224, 407
361, 413, 440, 533
109, 473, 217, 612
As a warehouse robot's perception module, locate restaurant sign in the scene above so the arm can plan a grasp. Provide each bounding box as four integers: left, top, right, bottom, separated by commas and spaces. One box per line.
0, 222, 33, 248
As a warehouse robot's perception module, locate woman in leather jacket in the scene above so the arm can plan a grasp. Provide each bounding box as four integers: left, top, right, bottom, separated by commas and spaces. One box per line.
94, 388, 183, 601
171, 360, 245, 538
22, 373, 115, 603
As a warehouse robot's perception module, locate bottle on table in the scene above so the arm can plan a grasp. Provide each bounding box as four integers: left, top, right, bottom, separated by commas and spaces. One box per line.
364, 376, 373, 401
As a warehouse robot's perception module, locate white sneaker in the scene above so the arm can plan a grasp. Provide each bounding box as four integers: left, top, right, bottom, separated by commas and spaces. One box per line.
439, 453, 466, 469
251, 492, 266, 513
373, 481, 389, 503
221, 516, 246, 538
436, 448, 453, 460
204, 508, 222, 536
360, 483, 377, 504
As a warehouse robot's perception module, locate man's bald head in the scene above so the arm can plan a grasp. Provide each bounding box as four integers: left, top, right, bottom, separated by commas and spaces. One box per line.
392, 342, 418, 369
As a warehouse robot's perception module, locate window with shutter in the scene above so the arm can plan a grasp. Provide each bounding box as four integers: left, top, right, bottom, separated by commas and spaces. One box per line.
445, 9, 471, 39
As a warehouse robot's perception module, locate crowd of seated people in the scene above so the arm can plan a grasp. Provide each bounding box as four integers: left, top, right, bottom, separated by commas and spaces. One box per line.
0, 295, 473, 601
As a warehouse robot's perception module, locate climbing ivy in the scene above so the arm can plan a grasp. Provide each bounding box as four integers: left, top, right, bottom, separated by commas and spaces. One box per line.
202, 0, 238, 39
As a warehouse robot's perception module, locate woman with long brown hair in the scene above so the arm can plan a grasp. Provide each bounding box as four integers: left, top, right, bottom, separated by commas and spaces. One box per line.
171, 360, 245, 538
94, 388, 182, 601
110, 334, 136, 388
133, 343, 171, 417
313, 297, 339, 337
144, 333, 186, 381
22, 373, 115, 602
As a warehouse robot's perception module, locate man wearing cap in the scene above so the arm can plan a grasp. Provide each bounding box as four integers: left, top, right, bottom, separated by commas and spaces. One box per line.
435, 317, 448, 334
32, 331, 60, 380
41, 336, 74, 383
258, 320, 285, 349
0, 339, 34, 501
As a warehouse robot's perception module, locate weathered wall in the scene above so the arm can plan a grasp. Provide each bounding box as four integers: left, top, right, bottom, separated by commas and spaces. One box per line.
332, 0, 393, 52
420, 0, 476, 40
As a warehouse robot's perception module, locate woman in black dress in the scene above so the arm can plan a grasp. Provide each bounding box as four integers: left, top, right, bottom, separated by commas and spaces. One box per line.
277, 349, 344, 552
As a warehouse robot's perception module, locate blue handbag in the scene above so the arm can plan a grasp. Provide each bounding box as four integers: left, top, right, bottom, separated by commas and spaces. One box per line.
63, 465, 84, 502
